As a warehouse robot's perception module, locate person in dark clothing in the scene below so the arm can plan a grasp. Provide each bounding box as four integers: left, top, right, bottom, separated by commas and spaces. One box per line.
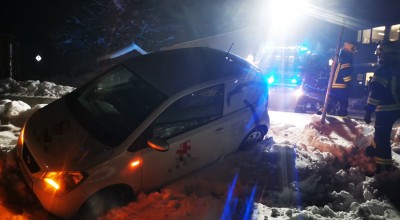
364, 41, 400, 174
317, 41, 356, 116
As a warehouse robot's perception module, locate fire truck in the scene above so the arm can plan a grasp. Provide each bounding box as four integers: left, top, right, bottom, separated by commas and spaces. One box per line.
256, 45, 330, 113
259, 45, 315, 88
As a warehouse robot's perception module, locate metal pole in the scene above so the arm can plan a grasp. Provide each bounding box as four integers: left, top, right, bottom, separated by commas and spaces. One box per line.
9, 43, 13, 79
321, 24, 345, 124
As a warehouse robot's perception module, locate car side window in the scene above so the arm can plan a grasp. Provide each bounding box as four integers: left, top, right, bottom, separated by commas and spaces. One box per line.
129, 84, 224, 152
224, 78, 268, 115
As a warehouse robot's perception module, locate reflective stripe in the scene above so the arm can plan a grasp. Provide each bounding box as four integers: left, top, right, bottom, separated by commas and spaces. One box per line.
372, 76, 388, 87
376, 104, 400, 111
375, 157, 393, 165
332, 64, 340, 87
340, 63, 351, 69
343, 76, 352, 82
332, 84, 346, 88
367, 97, 380, 105
332, 62, 350, 88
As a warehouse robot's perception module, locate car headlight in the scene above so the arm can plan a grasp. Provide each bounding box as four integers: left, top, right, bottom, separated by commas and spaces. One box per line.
43, 171, 87, 193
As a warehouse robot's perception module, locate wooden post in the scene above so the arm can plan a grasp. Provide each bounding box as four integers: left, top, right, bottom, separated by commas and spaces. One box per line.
321, 24, 345, 124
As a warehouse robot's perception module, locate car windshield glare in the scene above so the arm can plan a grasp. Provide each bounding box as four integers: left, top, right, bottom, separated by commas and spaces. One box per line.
67, 66, 167, 147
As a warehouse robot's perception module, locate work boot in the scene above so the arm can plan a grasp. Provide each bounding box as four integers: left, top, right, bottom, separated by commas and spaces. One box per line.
365, 145, 377, 158
375, 164, 395, 174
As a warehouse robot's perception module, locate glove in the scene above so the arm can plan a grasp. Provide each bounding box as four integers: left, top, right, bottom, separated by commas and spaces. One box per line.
364, 111, 372, 124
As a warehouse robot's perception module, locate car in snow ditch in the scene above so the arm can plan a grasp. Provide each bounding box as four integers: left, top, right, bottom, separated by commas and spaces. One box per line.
16, 47, 270, 219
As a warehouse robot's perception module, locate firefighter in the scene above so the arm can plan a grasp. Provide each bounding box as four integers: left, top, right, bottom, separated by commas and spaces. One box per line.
317, 41, 356, 116
364, 41, 400, 174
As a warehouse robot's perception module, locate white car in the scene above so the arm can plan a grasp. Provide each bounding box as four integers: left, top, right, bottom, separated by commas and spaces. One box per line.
16, 47, 270, 219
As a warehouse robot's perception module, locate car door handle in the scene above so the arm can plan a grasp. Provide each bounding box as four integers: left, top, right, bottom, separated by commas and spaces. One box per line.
214, 127, 224, 132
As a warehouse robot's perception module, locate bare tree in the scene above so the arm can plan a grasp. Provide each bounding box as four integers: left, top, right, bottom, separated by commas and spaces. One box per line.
50, 0, 183, 75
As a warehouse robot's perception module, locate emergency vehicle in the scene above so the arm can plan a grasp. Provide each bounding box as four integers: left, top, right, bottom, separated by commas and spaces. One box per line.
16, 47, 270, 219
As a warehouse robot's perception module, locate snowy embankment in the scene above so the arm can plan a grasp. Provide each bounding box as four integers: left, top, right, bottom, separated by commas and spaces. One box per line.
0, 78, 75, 97
0, 78, 75, 108
252, 112, 400, 220
0, 79, 399, 220
0, 78, 75, 148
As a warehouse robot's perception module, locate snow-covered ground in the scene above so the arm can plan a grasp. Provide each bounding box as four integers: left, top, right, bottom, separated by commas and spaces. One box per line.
0, 79, 400, 220
0, 78, 75, 98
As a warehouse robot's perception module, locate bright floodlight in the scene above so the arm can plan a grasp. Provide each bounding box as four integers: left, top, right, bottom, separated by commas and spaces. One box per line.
269, 0, 309, 26
36, 55, 42, 62
246, 54, 254, 63
294, 89, 303, 97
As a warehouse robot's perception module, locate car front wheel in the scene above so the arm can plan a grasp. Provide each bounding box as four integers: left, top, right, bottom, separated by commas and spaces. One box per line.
76, 185, 135, 220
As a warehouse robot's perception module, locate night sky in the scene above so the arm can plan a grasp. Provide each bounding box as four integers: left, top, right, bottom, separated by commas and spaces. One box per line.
0, 0, 399, 80
1, 0, 400, 44
0, 0, 400, 44
0, 0, 82, 43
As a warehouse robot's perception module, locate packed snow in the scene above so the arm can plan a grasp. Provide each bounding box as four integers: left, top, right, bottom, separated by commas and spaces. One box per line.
0, 78, 75, 98
0, 80, 400, 220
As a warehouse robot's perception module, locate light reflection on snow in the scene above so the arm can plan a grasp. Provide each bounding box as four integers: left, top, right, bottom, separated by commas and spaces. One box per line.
0, 80, 400, 219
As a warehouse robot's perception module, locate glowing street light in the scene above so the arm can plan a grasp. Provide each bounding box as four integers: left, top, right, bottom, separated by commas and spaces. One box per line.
36, 55, 42, 62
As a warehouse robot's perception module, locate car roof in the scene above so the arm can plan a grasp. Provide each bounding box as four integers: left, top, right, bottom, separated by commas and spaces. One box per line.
124, 47, 257, 96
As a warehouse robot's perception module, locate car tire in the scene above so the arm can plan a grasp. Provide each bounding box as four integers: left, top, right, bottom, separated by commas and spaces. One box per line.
239, 126, 267, 151
76, 185, 135, 220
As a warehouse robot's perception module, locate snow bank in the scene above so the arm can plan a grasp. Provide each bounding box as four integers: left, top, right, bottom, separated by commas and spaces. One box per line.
0, 78, 75, 98
253, 112, 400, 220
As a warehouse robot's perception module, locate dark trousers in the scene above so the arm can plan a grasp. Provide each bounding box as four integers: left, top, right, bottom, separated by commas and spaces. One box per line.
374, 110, 400, 163
326, 88, 349, 115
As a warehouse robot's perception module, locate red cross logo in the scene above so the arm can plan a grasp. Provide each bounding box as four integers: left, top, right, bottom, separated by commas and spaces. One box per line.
176, 141, 191, 156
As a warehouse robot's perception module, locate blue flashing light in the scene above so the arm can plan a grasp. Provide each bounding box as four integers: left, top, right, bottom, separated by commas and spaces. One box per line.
267, 75, 275, 84
291, 78, 298, 84
221, 173, 239, 220
299, 46, 308, 51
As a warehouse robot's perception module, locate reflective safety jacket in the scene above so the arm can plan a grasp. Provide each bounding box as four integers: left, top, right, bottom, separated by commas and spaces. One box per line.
332, 49, 353, 89
367, 66, 400, 112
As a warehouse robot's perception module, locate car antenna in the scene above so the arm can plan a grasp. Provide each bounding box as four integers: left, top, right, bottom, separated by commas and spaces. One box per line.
225, 42, 234, 60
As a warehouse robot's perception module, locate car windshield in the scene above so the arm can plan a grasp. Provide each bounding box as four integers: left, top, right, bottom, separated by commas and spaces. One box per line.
66, 66, 167, 147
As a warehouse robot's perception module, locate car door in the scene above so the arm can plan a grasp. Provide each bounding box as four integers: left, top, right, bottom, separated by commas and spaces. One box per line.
130, 84, 227, 191
221, 78, 269, 154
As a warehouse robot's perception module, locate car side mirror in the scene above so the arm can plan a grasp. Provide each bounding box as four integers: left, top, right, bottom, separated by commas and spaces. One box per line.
147, 137, 169, 152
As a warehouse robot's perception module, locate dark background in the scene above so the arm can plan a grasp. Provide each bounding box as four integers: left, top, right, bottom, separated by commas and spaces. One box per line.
0, 0, 399, 83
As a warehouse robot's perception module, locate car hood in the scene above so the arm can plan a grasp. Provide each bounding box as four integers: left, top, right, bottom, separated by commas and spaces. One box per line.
24, 99, 113, 171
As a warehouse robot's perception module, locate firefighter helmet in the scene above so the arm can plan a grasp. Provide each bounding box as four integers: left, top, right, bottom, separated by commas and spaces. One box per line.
375, 41, 400, 65
339, 41, 357, 58
343, 41, 357, 53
